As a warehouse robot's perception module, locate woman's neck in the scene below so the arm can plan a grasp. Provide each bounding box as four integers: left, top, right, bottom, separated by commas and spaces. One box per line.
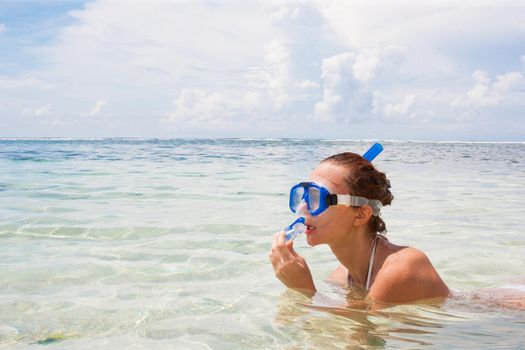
329, 228, 376, 288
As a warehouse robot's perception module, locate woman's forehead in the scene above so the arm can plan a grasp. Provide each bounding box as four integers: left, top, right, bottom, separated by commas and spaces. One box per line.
309, 162, 349, 193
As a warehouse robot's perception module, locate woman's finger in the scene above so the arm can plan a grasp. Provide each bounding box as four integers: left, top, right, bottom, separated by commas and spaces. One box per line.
272, 231, 279, 250
275, 231, 291, 253
286, 237, 299, 257
270, 232, 281, 258
271, 231, 292, 264
276, 229, 287, 247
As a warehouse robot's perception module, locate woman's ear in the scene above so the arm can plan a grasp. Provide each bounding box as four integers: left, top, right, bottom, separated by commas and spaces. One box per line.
353, 205, 373, 226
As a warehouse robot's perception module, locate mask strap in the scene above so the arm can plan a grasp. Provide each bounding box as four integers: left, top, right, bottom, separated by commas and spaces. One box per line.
335, 194, 382, 216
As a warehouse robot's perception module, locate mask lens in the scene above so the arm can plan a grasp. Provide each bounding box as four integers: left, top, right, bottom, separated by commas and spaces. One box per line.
290, 186, 305, 212
307, 187, 321, 212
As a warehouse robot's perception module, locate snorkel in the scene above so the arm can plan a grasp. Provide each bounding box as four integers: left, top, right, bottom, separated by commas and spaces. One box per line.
362, 142, 384, 162
284, 143, 384, 241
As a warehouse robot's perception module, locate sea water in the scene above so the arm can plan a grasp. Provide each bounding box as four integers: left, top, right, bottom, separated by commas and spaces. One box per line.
0, 139, 524, 349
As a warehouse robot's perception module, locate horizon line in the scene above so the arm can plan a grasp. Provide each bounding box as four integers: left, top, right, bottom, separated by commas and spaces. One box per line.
0, 137, 524, 144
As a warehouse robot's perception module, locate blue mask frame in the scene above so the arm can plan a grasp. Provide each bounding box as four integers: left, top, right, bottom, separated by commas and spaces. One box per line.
289, 182, 331, 216
289, 182, 382, 217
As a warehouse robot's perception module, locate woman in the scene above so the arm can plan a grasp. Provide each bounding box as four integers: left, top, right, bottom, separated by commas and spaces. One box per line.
269, 152, 449, 306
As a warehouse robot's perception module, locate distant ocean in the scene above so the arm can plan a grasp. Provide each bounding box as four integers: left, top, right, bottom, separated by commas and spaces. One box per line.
1, 139, 524, 349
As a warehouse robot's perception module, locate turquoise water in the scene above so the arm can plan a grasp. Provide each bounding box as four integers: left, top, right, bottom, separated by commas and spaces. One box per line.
0, 139, 524, 349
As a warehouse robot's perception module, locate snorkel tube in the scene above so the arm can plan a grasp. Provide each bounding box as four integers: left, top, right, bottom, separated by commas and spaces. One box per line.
362, 143, 383, 162
284, 143, 384, 241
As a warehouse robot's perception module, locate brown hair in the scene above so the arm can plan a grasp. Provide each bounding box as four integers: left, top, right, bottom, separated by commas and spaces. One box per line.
322, 152, 393, 235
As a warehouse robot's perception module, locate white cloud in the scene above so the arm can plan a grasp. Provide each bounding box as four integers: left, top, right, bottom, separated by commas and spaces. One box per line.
22, 2, 273, 102
268, 4, 300, 22
317, 48, 392, 86
164, 89, 259, 123
314, 90, 342, 121
263, 39, 291, 110
27, 0, 292, 123
452, 69, 524, 107
385, 94, 416, 117
294, 80, 320, 89
2, 0, 525, 139
371, 91, 381, 115
372, 91, 417, 121
23, 106, 51, 117
315, 1, 524, 56
314, 0, 525, 125
0, 75, 54, 89
86, 99, 107, 116
319, 52, 354, 86
242, 91, 260, 110
314, 50, 385, 120
352, 51, 381, 83
314, 52, 353, 120
0, 23, 6, 33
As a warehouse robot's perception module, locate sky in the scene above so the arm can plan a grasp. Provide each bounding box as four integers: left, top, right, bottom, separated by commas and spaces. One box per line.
0, 0, 524, 141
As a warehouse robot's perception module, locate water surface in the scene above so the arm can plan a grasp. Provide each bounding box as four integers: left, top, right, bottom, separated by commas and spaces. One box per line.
0, 139, 524, 349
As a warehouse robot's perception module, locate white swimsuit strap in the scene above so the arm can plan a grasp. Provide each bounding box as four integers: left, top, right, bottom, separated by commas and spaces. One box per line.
365, 237, 378, 291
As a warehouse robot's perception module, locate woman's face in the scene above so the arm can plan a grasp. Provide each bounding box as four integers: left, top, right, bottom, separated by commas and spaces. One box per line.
303, 162, 358, 246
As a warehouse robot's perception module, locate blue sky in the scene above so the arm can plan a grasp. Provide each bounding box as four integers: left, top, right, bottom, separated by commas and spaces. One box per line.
0, 0, 524, 140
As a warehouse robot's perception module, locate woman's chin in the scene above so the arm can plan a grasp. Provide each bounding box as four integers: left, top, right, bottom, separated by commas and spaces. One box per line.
305, 231, 321, 246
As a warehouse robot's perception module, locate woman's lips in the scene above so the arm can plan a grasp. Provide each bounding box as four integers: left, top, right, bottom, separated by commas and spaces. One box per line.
305, 224, 315, 234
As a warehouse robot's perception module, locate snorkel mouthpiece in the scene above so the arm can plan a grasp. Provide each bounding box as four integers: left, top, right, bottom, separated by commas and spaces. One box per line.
284, 217, 306, 241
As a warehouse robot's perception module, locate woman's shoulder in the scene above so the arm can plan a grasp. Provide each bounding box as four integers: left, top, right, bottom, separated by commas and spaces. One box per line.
369, 243, 449, 304
383, 244, 431, 269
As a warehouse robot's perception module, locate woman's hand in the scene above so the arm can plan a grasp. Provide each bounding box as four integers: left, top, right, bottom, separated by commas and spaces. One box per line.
269, 231, 316, 296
